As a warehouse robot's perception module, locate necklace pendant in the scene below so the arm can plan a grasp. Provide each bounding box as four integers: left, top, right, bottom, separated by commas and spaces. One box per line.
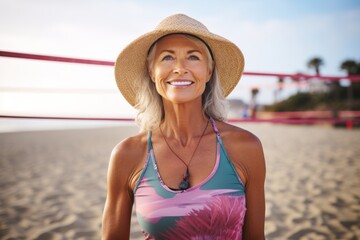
179, 179, 190, 190
179, 168, 190, 190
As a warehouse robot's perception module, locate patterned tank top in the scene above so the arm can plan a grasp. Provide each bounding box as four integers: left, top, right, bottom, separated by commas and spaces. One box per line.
133, 118, 246, 239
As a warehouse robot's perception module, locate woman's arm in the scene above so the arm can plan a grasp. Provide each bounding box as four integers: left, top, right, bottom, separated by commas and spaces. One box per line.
222, 124, 266, 239
102, 139, 138, 240
240, 135, 266, 240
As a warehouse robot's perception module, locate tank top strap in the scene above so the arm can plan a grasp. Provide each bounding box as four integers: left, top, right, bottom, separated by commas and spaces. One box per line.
209, 117, 222, 143
147, 131, 153, 152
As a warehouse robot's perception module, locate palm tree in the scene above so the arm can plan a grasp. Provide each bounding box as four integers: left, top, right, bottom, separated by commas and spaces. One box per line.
275, 77, 284, 102
340, 60, 360, 110
250, 88, 259, 119
278, 77, 284, 90
251, 88, 259, 101
307, 57, 324, 75
291, 72, 305, 93
340, 60, 358, 75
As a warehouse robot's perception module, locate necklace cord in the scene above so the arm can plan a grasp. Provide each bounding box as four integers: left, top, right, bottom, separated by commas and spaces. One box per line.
159, 119, 210, 170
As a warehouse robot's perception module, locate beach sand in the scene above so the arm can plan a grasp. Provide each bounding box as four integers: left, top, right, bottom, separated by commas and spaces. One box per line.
0, 123, 359, 239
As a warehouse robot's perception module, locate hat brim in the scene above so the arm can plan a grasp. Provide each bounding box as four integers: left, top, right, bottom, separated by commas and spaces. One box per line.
115, 29, 244, 107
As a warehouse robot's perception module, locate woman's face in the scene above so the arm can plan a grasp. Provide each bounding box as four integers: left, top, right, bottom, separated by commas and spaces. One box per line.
149, 34, 213, 105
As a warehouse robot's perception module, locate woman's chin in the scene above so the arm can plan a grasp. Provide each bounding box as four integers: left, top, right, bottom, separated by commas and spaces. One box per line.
164, 95, 202, 105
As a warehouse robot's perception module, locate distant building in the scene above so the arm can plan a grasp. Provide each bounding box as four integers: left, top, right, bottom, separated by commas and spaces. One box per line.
227, 99, 249, 119
308, 79, 330, 93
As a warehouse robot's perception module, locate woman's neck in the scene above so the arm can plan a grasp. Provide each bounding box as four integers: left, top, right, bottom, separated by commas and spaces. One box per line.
161, 100, 209, 146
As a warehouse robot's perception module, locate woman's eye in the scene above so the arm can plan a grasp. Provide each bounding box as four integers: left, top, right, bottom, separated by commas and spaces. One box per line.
189, 55, 200, 60
162, 55, 174, 61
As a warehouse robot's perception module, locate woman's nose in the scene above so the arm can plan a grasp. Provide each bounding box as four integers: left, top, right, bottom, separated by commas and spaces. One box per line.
173, 59, 188, 75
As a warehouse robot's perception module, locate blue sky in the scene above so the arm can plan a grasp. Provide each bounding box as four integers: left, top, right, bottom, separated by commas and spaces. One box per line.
0, 0, 359, 117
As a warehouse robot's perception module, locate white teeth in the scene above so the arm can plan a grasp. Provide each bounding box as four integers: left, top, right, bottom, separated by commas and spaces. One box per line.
169, 81, 192, 86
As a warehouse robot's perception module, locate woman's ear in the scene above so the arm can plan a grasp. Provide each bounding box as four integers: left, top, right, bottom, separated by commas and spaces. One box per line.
206, 62, 214, 82
148, 69, 155, 83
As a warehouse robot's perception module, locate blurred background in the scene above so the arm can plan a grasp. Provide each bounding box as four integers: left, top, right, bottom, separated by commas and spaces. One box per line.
1, 0, 359, 130
0, 0, 359, 239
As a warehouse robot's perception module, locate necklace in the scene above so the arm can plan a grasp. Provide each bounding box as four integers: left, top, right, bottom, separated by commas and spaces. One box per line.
160, 119, 209, 190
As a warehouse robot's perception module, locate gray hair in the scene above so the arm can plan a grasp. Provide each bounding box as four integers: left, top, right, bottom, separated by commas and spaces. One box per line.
135, 34, 228, 131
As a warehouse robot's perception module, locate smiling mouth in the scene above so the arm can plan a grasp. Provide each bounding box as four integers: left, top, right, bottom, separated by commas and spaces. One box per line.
168, 81, 193, 86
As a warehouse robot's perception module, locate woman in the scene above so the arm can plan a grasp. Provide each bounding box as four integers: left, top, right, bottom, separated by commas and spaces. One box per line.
102, 14, 266, 239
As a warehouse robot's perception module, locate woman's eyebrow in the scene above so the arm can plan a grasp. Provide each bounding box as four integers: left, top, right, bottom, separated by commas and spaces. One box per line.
159, 50, 175, 54
188, 50, 202, 54
159, 49, 202, 54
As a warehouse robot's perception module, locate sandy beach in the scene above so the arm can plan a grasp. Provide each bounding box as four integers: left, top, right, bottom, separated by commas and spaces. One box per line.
0, 123, 359, 239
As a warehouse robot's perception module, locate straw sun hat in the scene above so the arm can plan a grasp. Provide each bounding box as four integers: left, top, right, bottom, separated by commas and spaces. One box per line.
115, 13, 244, 107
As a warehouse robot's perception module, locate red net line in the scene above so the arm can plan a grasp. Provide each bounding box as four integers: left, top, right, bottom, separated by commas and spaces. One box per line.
0, 114, 359, 125
0, 82, 310, 94
0, 50, 113, 66
0, 87, 116, 94
1, 50, 360, 82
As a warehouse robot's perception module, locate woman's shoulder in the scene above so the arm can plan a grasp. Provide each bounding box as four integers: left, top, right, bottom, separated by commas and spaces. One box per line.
215, 120, 262, 147
215, 120, 265, 183
110, 131, 149, 172
112, 131, 148, 157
